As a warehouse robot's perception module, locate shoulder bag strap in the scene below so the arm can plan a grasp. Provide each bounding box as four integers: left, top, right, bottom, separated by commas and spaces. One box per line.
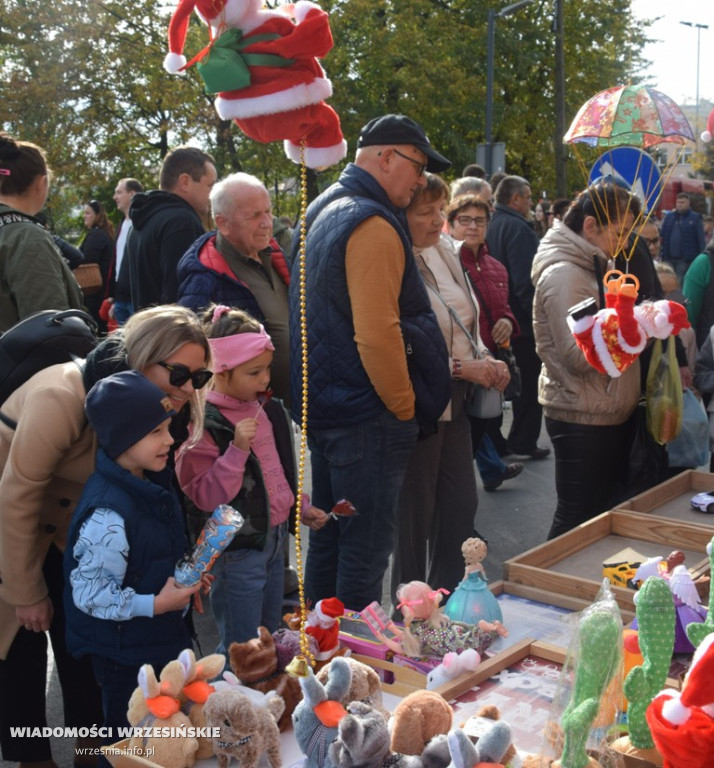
424, 281, 483, 359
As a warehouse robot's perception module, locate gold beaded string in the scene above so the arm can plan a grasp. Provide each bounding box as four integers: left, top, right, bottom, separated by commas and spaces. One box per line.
287, 136, 314, 676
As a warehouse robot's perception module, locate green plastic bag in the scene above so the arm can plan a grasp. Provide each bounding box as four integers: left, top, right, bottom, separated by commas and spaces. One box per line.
646, 336, 683, 445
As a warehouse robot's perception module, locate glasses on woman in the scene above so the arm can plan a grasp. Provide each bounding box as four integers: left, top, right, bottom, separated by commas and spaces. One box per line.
644, 236, 660, 248
157, 361, 213, 389
456, 215, 488, 227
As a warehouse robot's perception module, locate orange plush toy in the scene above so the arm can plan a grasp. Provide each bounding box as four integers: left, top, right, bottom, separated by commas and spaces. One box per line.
163, 0, 346, 169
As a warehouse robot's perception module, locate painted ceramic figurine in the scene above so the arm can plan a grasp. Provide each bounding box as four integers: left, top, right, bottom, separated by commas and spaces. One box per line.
443, 537, 505, 627
377, 580, 507, 659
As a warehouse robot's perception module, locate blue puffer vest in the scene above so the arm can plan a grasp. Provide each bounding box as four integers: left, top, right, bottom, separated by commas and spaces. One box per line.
64, 449, 190, 666
289, 163, 450, 430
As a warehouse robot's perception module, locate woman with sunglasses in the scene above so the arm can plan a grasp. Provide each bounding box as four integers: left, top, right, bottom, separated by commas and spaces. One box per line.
447, 195, 523, 493
0, 304, 209, 768
81, 200, 115, 333
0, 132, 84, 332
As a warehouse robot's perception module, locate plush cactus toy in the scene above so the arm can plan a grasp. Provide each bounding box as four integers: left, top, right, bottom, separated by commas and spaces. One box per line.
624, 577, 676, 749
556, 608, 621, 768
686, 539, 713, 649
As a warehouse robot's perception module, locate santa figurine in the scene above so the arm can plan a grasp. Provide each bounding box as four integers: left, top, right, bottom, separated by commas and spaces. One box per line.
163, 0, 347, 169
305, 597, 345, 662
646, 632, 714, 768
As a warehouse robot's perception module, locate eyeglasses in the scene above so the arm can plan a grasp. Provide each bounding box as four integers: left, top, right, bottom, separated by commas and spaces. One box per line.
644, 236, 661, 248
391, 148, 427, 177
456, 215, 489, 227
157, 361, 213, 390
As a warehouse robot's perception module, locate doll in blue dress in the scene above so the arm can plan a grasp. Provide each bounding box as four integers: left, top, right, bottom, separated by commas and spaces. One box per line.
443, 537, 505, 627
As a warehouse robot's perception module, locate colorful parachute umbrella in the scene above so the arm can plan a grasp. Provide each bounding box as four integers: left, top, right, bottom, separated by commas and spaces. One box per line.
564, 85, 695, 148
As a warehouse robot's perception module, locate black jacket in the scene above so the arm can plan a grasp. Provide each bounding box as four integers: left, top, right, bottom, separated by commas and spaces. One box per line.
126, 191, 204, 309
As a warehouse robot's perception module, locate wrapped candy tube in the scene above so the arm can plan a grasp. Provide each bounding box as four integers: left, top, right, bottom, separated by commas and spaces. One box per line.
174, 504, 244, 586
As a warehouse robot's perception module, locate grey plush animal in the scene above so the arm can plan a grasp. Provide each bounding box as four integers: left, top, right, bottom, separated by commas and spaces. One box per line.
329, 701, 451, 768
445, 723, 512, 768
203, 688, 284, 768
293, 656, 353, 768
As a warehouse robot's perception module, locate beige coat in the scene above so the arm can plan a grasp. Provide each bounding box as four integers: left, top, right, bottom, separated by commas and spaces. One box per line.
531, 220, 640, 426
0, 362, 95, 658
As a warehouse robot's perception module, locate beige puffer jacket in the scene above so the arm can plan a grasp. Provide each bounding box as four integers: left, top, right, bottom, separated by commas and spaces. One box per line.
531, 220, 640, 426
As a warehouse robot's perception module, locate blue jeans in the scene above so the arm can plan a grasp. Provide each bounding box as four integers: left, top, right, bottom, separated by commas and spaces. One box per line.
209, 521, 287, 654
475, 433, 507, 484
113, 300, 134, 325
306, 411, 419, 609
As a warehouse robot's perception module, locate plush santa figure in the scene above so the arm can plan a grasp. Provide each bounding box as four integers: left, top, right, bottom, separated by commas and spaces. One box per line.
568, 273, 690, 378
305, 597, 345, 661
702, 108, 714, 144
646, 633, 714, 768
163, 0, 347, 169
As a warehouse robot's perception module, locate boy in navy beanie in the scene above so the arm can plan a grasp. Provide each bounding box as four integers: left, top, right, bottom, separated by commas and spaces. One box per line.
63, 370, 203, 749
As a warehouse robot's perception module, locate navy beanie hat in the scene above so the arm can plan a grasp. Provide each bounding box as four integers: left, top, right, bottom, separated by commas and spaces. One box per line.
85, 370, 177, 459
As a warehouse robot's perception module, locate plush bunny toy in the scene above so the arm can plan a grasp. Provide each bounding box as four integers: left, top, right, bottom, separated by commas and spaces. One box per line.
163, 0, 347, 168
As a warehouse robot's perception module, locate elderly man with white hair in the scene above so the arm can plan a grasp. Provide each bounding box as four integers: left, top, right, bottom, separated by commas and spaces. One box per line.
177, 172, 291, 402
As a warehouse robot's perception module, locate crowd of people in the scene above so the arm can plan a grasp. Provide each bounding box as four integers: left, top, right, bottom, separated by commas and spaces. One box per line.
1, 117, 714, 768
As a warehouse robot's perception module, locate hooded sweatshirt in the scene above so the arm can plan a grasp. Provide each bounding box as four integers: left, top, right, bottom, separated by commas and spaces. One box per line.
531, 220, 640, 426
126, 191, 205, 309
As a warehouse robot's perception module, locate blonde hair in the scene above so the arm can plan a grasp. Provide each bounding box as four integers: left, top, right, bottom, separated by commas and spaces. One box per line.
123, 306, 210, 445
395, 581, 450, 657
461, 537, 487, 566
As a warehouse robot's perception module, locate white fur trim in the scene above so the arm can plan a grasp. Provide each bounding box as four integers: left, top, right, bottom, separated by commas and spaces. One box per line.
284, 139, 347, 168
164, 52, 187, 74
591, 312, 622, 378
294, 0, 321, 24
661, 694, 690, 725
566, 314, 595, 334
617, 327, 646, 355
215, 78, 332, 119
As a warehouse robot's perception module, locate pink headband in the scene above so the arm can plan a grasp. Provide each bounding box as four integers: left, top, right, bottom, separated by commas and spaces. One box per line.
209, 325, 275, 372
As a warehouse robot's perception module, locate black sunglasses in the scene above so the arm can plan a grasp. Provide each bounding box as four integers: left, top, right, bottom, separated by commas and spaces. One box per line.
157, 361, 213, 390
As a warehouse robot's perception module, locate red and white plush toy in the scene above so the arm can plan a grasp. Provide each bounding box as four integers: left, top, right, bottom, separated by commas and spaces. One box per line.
646, 632, 714, 768
568, 271, 689, 378
164, 0, 347, 169
305, 597, 345, 662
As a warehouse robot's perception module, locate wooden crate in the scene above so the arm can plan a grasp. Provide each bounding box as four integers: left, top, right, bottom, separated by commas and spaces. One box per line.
615, 469, 714, 528
504, 511, 712, 614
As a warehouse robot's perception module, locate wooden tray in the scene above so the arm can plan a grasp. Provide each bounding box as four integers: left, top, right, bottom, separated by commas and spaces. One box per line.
615, 469, 714, 529
504, 511, 712, 613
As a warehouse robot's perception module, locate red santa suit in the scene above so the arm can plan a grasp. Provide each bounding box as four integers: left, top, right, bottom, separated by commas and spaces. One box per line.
305, 597, 344, 661
646, 633, 714, 768
164, 0, 346, 168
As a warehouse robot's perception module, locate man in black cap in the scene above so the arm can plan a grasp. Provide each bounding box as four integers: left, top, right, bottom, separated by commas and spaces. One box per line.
289, 114, 451, 610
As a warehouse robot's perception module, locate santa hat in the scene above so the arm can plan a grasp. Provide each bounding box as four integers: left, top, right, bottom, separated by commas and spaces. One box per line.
635, 300, 690, 340
661, 633, 714, 724
702, 108, 714, 144
315, 597, 345, 623
163, 0, 228, 74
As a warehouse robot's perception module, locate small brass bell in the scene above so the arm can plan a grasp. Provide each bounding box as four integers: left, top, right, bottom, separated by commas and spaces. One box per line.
286, 655, 311, 678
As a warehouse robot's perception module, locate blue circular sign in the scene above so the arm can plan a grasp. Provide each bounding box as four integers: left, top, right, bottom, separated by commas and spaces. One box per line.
589, 147, 662, 213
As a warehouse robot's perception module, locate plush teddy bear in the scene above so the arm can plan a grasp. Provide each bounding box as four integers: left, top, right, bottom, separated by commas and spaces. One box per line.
203, 688, 285, 768
389, 690, 454, 757
163, 0, 347, 168
317, 656, 389, 720
293, 656, 352, 768
177, 649, 226, 760
568, 272, 689, 378
228, 625, 302, 732
126, 660, 199, 768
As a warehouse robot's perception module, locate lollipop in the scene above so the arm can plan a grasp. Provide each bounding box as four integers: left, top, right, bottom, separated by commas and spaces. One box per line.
329, 499, 357, 521
255, 388, 274, 416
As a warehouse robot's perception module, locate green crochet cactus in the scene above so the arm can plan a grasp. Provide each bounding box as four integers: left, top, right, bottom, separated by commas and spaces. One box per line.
560, 609, 621, 768
686, 537, 714, 649
623, 576, 675, 749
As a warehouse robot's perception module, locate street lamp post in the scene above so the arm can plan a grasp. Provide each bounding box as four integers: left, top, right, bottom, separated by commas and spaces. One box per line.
680, 20, 709, 142
485, 0, 533, 176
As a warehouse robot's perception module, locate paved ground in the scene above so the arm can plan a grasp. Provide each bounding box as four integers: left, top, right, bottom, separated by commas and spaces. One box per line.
2, 408, 558, 768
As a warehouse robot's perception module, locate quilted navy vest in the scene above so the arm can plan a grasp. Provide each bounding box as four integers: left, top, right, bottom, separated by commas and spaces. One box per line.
64, 449, 190, 666
289, 163, 450, 430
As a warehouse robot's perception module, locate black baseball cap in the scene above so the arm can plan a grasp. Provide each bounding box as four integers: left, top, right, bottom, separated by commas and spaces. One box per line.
357, 114, 451, 173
